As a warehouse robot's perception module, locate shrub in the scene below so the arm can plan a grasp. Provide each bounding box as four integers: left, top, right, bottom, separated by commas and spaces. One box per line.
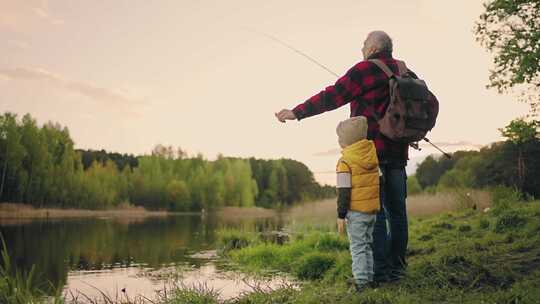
407, 175, 423, 195
217, 229, 256, 254
479, 219, 490, 229
494, 212, 527, 233
458, 225, 472, 232
491, 186, 523, 213
294, 252, 336, 280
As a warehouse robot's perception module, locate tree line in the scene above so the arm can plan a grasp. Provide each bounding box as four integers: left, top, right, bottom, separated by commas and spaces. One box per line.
410, 119, 539, 198
0, 112, 335, 211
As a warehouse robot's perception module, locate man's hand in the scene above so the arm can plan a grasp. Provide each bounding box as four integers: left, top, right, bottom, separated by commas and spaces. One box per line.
337, 218, 346, 236
275, 109, 296, 123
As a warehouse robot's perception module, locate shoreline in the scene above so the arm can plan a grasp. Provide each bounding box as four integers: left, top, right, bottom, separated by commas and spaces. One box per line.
0, 202, 179, 220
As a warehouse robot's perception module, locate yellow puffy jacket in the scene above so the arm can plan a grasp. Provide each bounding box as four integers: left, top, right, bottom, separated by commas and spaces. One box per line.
336, 139, 380, 214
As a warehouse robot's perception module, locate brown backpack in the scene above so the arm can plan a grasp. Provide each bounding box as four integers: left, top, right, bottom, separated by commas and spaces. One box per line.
369, 59, 439, 143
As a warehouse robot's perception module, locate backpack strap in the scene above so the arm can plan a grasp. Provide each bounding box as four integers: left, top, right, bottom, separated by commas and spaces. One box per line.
366, 59, 409, 122
369, 59, 408, 77
396, 60, 408, 76
369, 59, 394, 77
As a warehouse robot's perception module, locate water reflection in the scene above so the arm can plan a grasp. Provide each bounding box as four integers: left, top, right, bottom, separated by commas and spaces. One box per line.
0, 199, 336, 300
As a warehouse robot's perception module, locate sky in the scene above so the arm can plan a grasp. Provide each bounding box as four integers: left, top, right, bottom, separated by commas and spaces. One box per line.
0, 0, 530, 185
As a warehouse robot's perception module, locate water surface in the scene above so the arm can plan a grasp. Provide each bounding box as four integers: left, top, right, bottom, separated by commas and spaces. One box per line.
0, 200, 335, 300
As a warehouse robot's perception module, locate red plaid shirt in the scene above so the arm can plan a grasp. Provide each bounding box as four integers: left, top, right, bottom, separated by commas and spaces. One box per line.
292, 51, 432, 161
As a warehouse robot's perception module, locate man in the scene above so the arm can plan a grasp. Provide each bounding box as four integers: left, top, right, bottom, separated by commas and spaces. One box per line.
275, 31, 431, 282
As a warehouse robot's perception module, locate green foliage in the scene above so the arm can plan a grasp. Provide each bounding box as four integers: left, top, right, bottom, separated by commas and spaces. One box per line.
219, 199, 540, 303
0, 112, 334, 211
249, 158, 334, 207
475, 0, 540, 114
415, 155, 457, 189
222, 232, 350, 280
406, 175, 422, 195
414, 123, 540, 198
491, 186, 523, 213
500, 119, 539, 145
294, 252, 336, 280
217, 229, 258, 254
78, 148, 138, 171
0, 235, 61, 304
494, 212, 527, 233
160, 284, 220, 304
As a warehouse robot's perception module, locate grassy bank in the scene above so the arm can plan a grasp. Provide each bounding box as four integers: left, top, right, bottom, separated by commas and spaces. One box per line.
215, 198, 540, 303
2, 193, 539, 303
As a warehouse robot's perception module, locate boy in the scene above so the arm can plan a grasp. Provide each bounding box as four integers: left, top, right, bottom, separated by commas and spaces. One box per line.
336, 116, 380, 292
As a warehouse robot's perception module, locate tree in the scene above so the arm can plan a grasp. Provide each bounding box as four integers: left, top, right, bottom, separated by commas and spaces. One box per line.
166, 179, 190, 211
499, 118, 539, 189
415, 155, 455, 189
406, 175, 422, 195
0, 113, 26, 201
475, 0, 540, 115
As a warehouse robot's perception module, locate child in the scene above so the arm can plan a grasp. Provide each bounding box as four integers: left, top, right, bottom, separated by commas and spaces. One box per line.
335, 116, 380, 292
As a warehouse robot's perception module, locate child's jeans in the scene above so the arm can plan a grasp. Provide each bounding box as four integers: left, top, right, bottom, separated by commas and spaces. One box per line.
346, 210, 376, 287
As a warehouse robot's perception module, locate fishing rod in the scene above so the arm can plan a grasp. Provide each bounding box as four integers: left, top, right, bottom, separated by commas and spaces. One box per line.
254, 29, 451, 159
246, 28, 340, 77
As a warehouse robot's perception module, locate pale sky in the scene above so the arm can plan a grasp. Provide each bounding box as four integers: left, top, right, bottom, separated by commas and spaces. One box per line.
0, 1, 529, 185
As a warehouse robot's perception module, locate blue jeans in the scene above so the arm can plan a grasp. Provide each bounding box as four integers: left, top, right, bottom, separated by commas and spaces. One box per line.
372, 162, 408, 278
346, 210, 376, 287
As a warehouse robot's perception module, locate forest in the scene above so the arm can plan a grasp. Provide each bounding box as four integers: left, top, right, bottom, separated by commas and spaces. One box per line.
0, 112, 335, 211
409, 119, 539, 198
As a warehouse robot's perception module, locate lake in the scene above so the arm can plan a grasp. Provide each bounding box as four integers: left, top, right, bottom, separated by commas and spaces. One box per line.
0, 193, 483, 301
0, 200, 336, 301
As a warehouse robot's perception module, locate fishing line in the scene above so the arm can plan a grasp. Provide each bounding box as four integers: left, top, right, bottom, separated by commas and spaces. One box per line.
246, 28, 340, 78
250, 28, 450, 158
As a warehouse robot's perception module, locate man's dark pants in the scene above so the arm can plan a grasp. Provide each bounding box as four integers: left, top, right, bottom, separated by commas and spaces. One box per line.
373, 160, 408, 280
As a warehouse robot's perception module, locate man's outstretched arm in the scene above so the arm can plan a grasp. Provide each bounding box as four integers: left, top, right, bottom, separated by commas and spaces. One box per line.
275, 63, 366, 123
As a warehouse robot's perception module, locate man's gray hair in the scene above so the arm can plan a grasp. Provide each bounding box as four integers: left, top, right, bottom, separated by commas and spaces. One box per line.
368, 31, 393, 54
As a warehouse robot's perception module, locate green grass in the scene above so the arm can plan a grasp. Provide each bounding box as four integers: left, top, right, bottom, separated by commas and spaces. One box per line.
3, 198, 540, 303
215, 199, 540, 303
0, 236, 64, 304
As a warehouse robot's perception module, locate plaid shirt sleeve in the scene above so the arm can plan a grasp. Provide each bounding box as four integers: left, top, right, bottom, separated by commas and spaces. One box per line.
292, 62, 369, 120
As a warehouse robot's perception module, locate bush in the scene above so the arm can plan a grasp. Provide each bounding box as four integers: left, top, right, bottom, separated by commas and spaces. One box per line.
407, 175, 423, 195
491, 186, 523, 213
479, 219, 490, 229
294, 252, 336, 280
494, 212, 527, 233
217, 229, 256, 254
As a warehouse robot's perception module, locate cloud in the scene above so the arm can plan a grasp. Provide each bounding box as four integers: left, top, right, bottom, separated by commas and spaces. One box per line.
312, 148, 341, 157
6, 40, 30, 50
0, 0, 64, 32
0, 67, 144, 112
312, 141, 484, 157
31, 6, 64, 25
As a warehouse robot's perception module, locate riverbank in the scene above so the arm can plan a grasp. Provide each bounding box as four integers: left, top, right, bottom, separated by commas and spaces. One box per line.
0, 202, 172, 221
2, 193, 537, 303
214, 199, 540, 303
0, 189, 491, 221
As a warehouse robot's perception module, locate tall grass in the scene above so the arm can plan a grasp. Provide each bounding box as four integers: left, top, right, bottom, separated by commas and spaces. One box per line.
0, 235, 63, 304
215, 196, 540, 303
